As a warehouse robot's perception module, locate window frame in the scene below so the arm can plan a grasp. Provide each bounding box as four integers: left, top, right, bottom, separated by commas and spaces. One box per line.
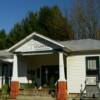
86, 56, 99, 76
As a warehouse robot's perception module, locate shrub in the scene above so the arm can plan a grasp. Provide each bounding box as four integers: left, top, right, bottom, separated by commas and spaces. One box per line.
20, 83, 35, 89
2, 84, 9, 95
1, 84, 9, 99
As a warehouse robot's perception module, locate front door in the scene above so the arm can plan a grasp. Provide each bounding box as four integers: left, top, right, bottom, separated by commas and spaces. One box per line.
41, 65, 59, 88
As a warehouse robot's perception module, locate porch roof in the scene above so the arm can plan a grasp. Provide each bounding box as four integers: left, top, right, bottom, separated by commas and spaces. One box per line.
7, 32, 70, 53
0, 33, 100, 57
0, 49, 13, 63
0, 49, 13, 59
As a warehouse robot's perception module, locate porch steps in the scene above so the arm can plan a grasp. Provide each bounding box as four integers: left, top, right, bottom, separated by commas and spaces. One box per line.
16, 95, 55, 100
17, 96, 100, 100
19, 88, 50, 96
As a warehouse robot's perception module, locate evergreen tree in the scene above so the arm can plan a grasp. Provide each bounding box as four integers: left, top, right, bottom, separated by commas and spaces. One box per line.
37, 6, 73, 40
0, 6, 73, 49
0, 29, 7, 49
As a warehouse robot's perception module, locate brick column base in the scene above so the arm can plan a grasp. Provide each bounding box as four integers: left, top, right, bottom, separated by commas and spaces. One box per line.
10, 81, 19, 98
56, 81, 67, 100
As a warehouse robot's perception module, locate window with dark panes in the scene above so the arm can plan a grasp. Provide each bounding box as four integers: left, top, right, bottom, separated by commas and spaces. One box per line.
86, 56, 99, 76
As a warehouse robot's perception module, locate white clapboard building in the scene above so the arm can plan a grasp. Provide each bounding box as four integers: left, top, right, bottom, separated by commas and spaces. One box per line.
0, 32, 100, 97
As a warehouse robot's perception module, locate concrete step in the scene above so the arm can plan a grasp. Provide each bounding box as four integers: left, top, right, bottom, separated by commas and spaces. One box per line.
19, 89, 50, 96
16, 95, 55, 100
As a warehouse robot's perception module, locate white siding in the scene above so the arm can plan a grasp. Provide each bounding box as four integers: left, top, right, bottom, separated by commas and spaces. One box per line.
67, 54, 100, 94
0, 77, 2, 88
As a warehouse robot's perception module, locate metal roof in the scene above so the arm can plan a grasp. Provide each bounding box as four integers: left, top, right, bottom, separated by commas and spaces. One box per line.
59, 39, 100, 52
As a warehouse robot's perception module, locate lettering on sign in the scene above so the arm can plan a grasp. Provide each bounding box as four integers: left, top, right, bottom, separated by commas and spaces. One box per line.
33, 43, 46, 49
16, 39, 52, 52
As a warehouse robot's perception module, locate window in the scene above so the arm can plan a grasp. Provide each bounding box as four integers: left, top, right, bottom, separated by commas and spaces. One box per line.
87, 59, 96, 70
86, 56, 99, 75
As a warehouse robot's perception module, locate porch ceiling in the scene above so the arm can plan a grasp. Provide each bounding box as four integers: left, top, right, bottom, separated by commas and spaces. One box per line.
23, 53, 59, 68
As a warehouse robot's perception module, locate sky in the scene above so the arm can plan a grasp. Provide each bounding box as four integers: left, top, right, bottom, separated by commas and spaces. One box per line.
0, 0, 74, 32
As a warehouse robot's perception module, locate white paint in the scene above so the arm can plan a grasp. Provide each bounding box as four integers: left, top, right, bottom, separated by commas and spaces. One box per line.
12, 54, 19, 81
18, 77, 28, 83
0, 77, 2, 88
99, 82, 100, 88
1, 58, 13, 63
22, 52, 53, 56
67, 54, 100, 93
15, 39, 53, 52
86, 77, 96, 85
40, 67, 42, 86
8, 32, 64, 52
58, 52, 66, 81
67, 55, 86, 93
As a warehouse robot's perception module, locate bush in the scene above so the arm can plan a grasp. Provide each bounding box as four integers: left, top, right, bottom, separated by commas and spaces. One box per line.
1, 84, 9, 99
20, 83, 35, 89
2, 84, 9, 95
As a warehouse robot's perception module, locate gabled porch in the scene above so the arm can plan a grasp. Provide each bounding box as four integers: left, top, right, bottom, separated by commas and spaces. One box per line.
16, 52, 66, 97
8, 32, 69, 100
21, 53, 59, 88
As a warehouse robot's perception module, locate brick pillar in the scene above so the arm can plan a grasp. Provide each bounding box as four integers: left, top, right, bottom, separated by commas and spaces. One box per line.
10, 54, 19, 98
57, 81, 67, 100
56, 52, 67, 100
10, 81, 19, 98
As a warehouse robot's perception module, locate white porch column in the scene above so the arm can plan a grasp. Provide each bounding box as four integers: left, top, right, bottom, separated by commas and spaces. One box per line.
40, 67, 42, 86
10, 54, 19, 98
57, 52, 67, 100
39, 67, 42, 89
58, 52, 66, 81
12, 54, 19, 81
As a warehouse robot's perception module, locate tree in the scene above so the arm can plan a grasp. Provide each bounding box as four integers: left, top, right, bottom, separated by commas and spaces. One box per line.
22, 12, 38, 36
0, 29, 7, 49
9, 23, 23, 45
70, 0, 100, 39
7, 6, 73, 49
8, 12, 38, 46
37, 6, 73, 40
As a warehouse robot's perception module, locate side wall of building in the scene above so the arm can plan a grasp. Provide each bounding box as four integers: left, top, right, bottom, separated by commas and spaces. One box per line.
66, 54, 100, 94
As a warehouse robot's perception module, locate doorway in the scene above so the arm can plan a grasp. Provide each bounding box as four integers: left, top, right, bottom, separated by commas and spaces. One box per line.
41, 65, 59, 88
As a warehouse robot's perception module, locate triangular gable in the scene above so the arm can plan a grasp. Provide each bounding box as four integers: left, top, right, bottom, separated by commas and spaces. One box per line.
8, 32, 65, 53
15, 38, 53, 52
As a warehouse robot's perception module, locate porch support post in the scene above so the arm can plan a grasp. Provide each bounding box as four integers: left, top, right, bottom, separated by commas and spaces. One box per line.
39, 67, 42, 89
57, 52, 67, 100
10, 54, 19, 98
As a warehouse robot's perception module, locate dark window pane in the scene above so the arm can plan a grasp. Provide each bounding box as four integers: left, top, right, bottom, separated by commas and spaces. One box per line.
86, 56, 99, 76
